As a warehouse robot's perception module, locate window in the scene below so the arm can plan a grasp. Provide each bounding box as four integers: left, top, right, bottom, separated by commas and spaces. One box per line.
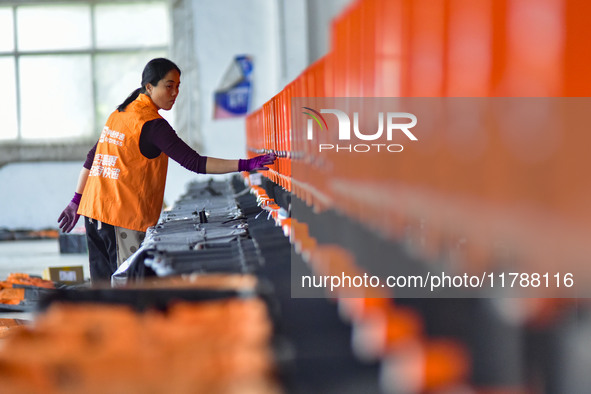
17, 5, 92, 51
0, 1, 170, 143
0, 8, 14, 52
0, 57, 17, 140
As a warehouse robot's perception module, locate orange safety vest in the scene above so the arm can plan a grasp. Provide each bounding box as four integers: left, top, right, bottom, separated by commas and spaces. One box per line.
78, 93, 169, 232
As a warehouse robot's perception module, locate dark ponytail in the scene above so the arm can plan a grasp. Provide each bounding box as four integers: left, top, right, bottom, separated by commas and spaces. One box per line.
117, 87, 143, 112
117, 58, 182, 112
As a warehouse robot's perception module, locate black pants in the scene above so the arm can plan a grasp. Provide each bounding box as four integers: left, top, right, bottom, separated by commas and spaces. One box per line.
84, 217, 117, 283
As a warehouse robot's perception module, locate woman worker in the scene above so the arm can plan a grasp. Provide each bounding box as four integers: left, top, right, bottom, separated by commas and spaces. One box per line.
57, 58, 275, 282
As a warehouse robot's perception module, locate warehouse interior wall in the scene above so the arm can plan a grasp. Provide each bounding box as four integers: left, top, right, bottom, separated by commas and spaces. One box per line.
182, 0, 281, 160
0, 0, 354, 230
174, 0, 352, 160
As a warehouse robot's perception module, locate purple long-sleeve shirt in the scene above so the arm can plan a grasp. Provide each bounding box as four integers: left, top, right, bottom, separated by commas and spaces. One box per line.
84, 118, 207, 173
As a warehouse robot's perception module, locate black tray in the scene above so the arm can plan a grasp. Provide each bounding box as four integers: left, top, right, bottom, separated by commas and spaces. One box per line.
0, 302, 35, 312
0, 284, 57, 312
36, 287, 255, 313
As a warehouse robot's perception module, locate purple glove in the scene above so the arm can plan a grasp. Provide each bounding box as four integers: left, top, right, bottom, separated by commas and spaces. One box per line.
238, 152, 276, 172
58, 193, 82, 233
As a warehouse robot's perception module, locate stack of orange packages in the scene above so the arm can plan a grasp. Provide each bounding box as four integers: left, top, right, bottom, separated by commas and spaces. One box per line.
0, 273, 54, 307
3, 273, 55, 289
0, 279, 282, 393
0, 285, 24, 306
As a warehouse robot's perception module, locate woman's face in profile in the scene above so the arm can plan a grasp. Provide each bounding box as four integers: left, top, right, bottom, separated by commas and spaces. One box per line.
146, 69, 180, 110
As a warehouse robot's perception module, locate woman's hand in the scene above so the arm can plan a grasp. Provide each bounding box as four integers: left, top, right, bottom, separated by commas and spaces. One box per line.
58, 193, 82, 233
238, 153, 276, 172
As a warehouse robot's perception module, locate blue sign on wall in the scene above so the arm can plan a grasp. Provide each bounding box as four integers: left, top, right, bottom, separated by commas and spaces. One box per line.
214, 55, 253, 119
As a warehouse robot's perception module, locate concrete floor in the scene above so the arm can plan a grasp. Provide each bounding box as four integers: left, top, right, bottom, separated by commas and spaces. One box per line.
0, 238, 90, 320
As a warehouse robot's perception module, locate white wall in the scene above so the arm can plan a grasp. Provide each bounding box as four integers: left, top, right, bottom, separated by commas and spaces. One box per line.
306, 0, 353, 64
177, 0, 352, 158
277, 0, 309, 86
0, 162, 84, 231
0, 160, 205, 230
190, 0, 281, 159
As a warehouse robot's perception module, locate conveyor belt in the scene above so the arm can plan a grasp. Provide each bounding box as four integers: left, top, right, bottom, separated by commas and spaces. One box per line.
109, 176, 383, 393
